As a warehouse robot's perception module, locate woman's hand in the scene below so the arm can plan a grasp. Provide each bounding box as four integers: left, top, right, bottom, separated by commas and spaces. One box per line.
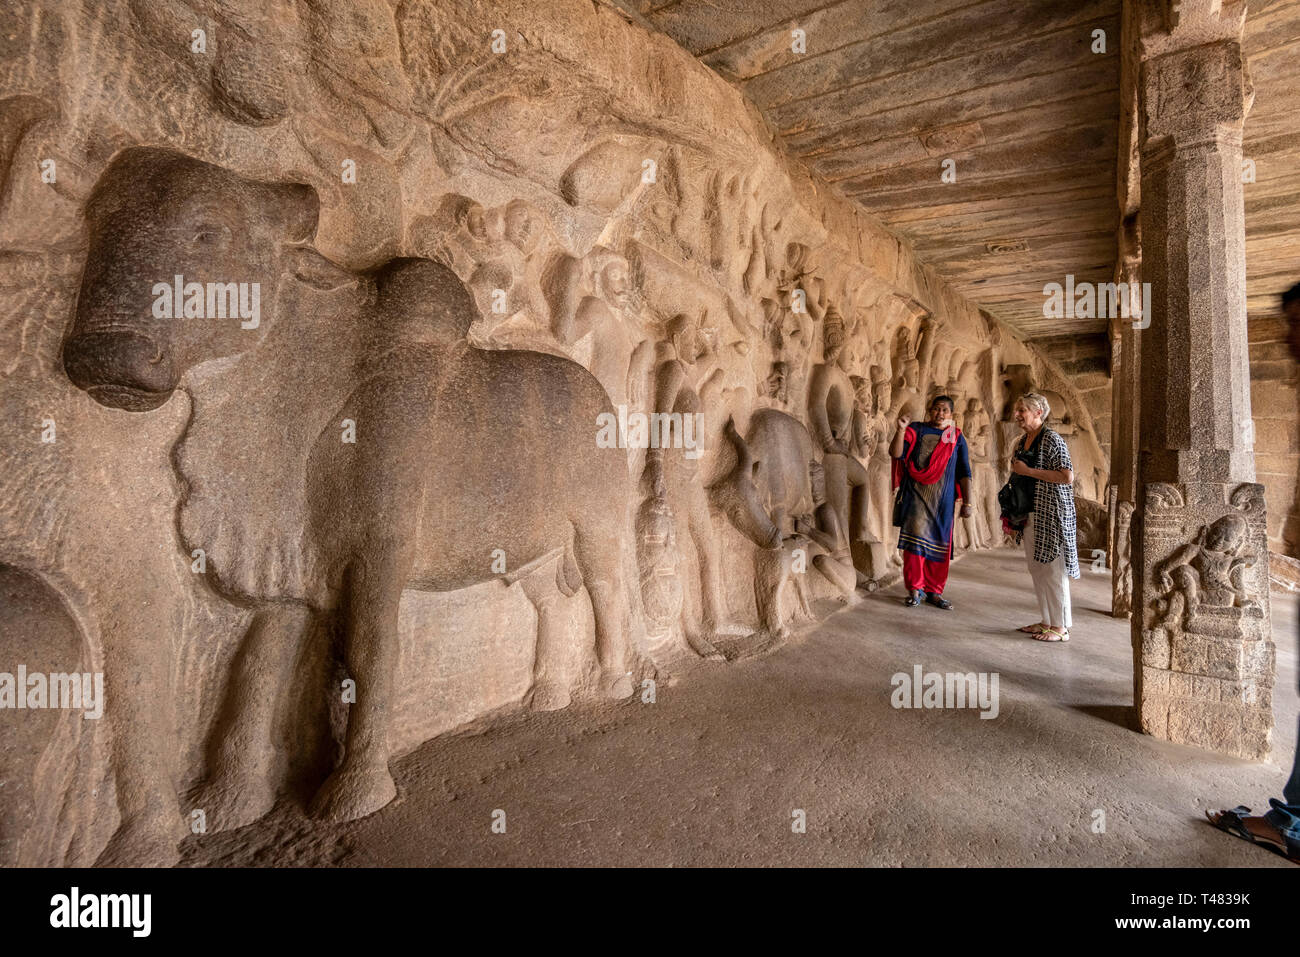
1010, 459, 1031, 477
960, 504, 973, 518
896, 414, 910, 432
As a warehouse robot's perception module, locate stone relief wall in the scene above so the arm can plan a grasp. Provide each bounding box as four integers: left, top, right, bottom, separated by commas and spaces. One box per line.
0, 0, 1108, 865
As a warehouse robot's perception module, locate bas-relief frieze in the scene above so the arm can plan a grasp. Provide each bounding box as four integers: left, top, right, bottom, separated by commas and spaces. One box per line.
0, 0, 1105, 863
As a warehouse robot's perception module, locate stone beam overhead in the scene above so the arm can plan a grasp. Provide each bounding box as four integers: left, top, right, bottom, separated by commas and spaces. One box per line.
1131, 0, 1275, 759
617, 0, 1300, 345
613, 0, 1124, 340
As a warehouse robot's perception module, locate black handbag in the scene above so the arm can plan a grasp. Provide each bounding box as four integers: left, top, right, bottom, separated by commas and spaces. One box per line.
998, 432, 1042, 520
997, 474, 1033, 520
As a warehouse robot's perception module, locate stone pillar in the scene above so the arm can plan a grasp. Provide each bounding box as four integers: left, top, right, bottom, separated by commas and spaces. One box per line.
1132, 0, 1274, 759
1109, 252, 1141, 619
1109, 0, 1142, 619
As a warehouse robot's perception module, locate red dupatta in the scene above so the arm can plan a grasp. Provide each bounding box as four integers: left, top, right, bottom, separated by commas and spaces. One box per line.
892, 425, 963, 492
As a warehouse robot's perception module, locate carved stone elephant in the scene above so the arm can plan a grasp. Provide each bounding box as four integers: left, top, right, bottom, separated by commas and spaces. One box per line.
61, 147, 634, 842
709, 409, 853, 642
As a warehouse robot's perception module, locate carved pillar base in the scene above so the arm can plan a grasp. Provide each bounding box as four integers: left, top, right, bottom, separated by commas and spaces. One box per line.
1133, 480, 1274, 759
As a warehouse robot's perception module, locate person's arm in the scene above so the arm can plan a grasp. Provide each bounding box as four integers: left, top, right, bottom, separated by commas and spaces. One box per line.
890, 416, 910, 459
958, 476, 973, 515
1011, 432, 1073, 484
1018, 463, 1073, 484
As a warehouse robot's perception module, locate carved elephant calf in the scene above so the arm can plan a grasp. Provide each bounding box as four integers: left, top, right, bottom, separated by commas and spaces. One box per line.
709, 409, 852, 641
61, 148, 634, 847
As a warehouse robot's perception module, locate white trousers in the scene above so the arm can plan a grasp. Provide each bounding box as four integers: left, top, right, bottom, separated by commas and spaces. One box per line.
1024, 515, 1072, 629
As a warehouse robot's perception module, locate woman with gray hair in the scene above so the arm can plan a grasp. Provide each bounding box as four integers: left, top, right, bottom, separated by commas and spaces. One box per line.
1008, 393, 1079, 641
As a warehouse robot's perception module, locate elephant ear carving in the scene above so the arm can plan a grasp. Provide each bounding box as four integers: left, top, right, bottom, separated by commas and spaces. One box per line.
175, 286, 363, 608
175, 259, 472, 608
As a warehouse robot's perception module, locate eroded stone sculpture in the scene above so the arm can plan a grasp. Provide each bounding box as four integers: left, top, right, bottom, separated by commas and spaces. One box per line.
0, 0, 1111, 866
639, 312, 736, 660
711, 411, 852, 646
61, 148, 635, 833
1154, 514, 1258, 632
1136, 482, 1273, 759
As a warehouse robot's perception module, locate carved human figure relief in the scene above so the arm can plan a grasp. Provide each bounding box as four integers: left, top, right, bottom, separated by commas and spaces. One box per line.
961, 397, 996, 549
545, 246, 651, 412
806, 305, 870, 552
638, 312, 738, 659
889, 328, 926, 425
1154, 514, 1258, 633
1113, 499, 1136, 617
763, 360, 791, 409
635, 493, 685, 651
413, 194, 552, 338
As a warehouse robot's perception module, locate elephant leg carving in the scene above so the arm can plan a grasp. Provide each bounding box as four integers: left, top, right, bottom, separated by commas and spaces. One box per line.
520, 573, 573, 712
191, 604, 313, 833
310, 551, 405, 824
752, 546, 792, 646
572, 524, 633, 700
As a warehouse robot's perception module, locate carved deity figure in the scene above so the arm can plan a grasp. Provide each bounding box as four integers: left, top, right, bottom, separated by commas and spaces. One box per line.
1155, 513, 1258, 632
944, 378, 965, 429
641, 312, 738, 658
850, 374, 878, 460
546, 246, 653, 411
806, 305, 871, 548
413, 194, 549, 330
889, 339, 925, 425
1113, 499, 1136, 617
635, 492, 685, 650
763, 360, 790, 408
961, 397, 997, 549
862, 365, 901, 573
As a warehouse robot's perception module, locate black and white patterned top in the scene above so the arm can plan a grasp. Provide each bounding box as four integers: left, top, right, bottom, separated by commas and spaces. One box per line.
1019, 427, 1079, 578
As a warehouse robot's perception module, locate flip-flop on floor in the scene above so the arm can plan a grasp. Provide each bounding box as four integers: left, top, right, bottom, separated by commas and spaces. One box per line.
1206, 806, 1300, 864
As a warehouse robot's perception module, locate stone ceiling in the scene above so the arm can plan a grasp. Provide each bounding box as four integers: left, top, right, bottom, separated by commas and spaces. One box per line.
612, 0, 1300, 341
1243, 0, 1300, 324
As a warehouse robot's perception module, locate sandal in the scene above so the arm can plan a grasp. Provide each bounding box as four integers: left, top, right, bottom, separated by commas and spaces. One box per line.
926, 594, 952, 610
1017, 623, 1047, 634
904, 590, 922, 607
1205, 807, 1299, 863
1033, 627, 1069, 642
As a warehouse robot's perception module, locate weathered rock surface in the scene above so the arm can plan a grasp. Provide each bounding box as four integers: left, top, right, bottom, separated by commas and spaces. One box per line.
0, 0, 1108, 864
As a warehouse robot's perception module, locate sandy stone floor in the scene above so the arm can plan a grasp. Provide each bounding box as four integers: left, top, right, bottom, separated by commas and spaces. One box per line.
182, 548, 1299, 867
